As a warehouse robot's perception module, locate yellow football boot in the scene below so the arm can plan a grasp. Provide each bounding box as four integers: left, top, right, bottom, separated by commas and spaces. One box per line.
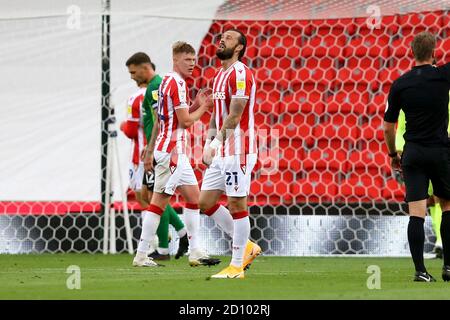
243, 240, 261, 270
211, 265, 244, 279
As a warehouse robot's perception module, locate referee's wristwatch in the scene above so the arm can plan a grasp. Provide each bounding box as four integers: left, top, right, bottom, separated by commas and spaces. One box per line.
388, 152, 398, 158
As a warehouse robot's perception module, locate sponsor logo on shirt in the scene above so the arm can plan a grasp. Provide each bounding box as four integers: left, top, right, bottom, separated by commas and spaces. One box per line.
237, 81, 245, 90
213, 91, 226, 100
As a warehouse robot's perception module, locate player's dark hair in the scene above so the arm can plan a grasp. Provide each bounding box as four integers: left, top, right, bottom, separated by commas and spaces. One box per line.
227, 28, 247, 60
411, 32, 436, 62
126, 52, 152, 67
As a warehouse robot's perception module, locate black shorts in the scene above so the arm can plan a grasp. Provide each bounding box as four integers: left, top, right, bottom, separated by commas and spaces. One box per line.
401, 142, 450, 202
142, 170, 155, 191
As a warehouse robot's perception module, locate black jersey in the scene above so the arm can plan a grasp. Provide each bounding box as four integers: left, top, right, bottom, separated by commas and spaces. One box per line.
384, 63, 450, 147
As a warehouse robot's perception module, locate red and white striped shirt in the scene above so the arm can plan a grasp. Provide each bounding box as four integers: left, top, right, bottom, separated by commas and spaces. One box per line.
126, 88, 147, 165
155, 72, 189, 154
212, 60, 257, 156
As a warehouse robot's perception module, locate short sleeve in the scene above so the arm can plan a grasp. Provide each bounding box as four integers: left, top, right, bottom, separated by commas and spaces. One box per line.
171, 79, 188, 110
437, 62, 450, 84
384, 83, 401, 123
151, 90, 159, 110
229, 67, 252, 99
127, 95, 142, 121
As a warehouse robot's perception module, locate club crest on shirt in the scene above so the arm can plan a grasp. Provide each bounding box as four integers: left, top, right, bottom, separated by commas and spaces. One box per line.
170, 165, 177, 174
152, 90, 158, 101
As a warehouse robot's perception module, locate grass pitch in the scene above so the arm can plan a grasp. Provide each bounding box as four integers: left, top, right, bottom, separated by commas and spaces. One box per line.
0, 254, 449, 299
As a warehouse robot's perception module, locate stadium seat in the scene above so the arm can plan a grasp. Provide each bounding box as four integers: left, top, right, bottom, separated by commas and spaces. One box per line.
325, 91, 369, 114
343, 35, 389, 58
291, 178, 339, 203
280, 90, 325, 114
251, 171, 294, 203
264, 20, 312, 37
390, 35, 414, 58
338, 174, 383, 202
302, 148, 348, 173
398, 11, 443, 35
301, 34, 346, 58
348, 150, 388, 176
255, 90, 281, 114
383, 178, 405, 202
352, 15, 399, 35
436, 37, 450, 60
335, 65, 379, 91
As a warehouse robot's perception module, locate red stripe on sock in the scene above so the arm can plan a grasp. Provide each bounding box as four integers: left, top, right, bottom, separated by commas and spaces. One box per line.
203, 204, 220, 216
232, 211, 248, 220
185, 203, 199, 210
147, 204, 164, 216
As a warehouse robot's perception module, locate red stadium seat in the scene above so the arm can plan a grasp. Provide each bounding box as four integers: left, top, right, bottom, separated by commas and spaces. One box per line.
279, 147, 304, 171
291, 178, 339, 203
264, 20, 312, 37
255, 90, 281, 114
390, 35, 414, 58
325, 91, 369, 114
338, 174, 383, 202
383, 178, 405, 202
343, 35, 389, 58
436, 37, 450, 60
335, 66, 379, 91
302, 148, 348, 173
301, 35, 346, 58
280, 90, 325, 114
398, 11, 443, 35
251, 171, 295, 203
352, 15, 399, 35
348, 150, 388, 175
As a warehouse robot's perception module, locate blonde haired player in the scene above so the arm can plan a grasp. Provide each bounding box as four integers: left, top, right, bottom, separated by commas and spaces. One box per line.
201, 29, 261, 279
133, 41, 219, 267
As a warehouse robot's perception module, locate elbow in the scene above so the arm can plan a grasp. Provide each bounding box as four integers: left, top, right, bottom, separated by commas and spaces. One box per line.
182, 120, 194, 128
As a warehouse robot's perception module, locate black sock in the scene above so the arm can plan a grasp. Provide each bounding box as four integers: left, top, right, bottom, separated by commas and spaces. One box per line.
440, 211, 450, 266
408, 216, 426, 273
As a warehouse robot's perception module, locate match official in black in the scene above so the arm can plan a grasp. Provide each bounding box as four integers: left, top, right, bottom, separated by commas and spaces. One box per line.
384, 31, 450, 282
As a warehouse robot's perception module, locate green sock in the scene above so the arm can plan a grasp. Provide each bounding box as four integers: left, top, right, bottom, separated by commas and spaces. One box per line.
430, 203, 443, 246
167, 205, 184, 231
156, 207, 170, 249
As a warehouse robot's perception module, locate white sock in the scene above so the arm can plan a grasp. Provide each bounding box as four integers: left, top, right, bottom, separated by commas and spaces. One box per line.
183, 207, 200, 251
136, 210, 161, 254
157, 247, 169, 255
231, 215, 250, 268
177, 228, 187, 238
209, 205, 234, 237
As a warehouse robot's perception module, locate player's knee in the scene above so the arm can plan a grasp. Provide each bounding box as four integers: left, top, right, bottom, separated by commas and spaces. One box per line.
228, 200, 246, 214
199, 200, 210, 213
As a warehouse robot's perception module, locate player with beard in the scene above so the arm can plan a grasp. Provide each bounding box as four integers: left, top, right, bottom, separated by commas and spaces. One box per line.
200, 29, 261, 279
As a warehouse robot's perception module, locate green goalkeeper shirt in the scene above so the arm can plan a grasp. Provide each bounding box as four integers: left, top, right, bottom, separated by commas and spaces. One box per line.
142, 74, 162, 141
395, 91, 450, 152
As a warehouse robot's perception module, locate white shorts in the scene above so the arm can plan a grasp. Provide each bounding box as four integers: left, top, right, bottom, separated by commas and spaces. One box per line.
201, 153, 257, 197
153, 150, 198, 195
129, 162, 144, 191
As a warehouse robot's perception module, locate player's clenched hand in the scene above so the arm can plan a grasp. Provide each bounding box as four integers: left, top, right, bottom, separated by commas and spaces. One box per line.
202, 146, 216, 167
